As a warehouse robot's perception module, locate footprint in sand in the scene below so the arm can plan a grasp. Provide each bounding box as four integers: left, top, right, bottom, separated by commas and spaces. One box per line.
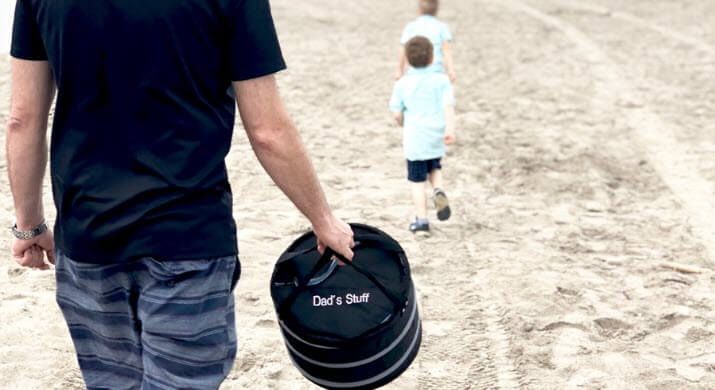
53, 370, 84, 390
255, 318, 275, 328
654, 313, 689, 331
540, 321, 588, 332
410, 264, 432, 276
240, 293, 261, 304
4, 294, 30, 301
593, 317, 633, 338
685, 327, 714, 343
7, 267, 27, 278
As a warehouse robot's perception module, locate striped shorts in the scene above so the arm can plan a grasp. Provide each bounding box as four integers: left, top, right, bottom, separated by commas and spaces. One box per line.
55, 248, 240, 390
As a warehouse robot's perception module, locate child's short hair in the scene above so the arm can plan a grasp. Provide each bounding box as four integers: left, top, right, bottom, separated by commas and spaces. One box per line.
419, 0, 439, 16
405, 36, 433, 68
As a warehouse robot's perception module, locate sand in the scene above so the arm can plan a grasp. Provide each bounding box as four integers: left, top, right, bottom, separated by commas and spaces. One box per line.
0, 2, 13, 54
1, 0, 714, 388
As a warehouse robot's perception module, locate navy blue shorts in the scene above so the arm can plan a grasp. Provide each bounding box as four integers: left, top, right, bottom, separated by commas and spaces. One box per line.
407, 158, 442, 182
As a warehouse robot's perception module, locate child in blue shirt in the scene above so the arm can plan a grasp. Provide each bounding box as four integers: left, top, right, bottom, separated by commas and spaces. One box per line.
390, 36, 456, 235
395, 0, 456, 82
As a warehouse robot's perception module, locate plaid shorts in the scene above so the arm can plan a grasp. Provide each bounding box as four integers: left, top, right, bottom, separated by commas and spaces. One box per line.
406, 158, 442, 182
55, 248, 240, 389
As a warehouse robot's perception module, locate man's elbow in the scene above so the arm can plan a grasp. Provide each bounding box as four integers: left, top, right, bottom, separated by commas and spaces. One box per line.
6, 111, 34, 133
247, 121, 292, 154
250, 127, 279, 151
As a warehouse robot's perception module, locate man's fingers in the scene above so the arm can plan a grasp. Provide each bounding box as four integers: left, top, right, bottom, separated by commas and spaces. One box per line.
337, 242, 354, 261
12, 237, 54, 269
15, 253, 30, 267
46, 249, 56, 265
30, 246, 44, 268
12, 240, 32, 259
18, 248, 36, 268
15, 245, 48, 270
317, 241, 326, 254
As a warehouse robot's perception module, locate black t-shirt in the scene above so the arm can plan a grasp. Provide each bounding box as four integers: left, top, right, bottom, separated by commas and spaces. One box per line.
11, 0, 286, 263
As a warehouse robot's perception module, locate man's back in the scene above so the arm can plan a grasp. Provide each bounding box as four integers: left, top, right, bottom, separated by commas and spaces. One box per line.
12, 0, 286, 263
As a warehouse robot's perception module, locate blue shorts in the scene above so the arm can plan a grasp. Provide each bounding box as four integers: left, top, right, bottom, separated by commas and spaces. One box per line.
55, 248, 240, 390
407, 158, 442, 182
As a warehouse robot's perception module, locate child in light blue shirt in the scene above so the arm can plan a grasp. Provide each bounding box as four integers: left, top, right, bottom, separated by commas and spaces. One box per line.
390, 36, 456, 235
396, 0, 456, 81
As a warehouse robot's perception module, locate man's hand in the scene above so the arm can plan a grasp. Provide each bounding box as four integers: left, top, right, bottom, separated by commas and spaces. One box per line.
314, 214, 355, 262
12, 230, 55, 270
447, 70, 457, 82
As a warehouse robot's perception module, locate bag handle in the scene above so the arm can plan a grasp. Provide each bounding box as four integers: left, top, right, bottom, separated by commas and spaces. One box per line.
277, 232, 403, 264
276, 241, 408, 320
276, 245, 316, 265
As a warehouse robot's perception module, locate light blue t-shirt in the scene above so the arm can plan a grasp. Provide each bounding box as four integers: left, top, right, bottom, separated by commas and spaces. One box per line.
400, 15, 453, 74
390, 68, 456, 161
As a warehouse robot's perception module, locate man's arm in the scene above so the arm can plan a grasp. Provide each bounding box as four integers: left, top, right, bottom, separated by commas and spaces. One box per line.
232, 75, 354, 260
443, 41, 456, 82
6, 58, 56, 269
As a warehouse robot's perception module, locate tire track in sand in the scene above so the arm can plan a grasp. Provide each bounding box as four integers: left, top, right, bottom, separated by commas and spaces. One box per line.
412, 241, 525, 389
463, 245, 524, 389
497, 0, 715, 264
552, 0, 715, 56
481, 303, 524, 389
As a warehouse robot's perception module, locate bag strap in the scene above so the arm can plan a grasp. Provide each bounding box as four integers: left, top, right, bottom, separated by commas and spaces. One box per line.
276, 240, 408, 320
277, 232, 403, 264
276, 247, 334, 317
276, 245, 316, 265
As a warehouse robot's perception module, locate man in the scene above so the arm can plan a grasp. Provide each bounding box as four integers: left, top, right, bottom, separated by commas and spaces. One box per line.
7, 0, 354, 388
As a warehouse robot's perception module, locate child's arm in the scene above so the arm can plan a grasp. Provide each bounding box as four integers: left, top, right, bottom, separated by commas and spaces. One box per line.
444, 104, 456, 144
392, 111, 404, 127
395, 46, 407, 80
389, 80, 405, 125
443, 41, 456, 82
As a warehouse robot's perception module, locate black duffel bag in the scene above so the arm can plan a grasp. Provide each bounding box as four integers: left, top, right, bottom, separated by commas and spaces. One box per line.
270, 223, 422, 389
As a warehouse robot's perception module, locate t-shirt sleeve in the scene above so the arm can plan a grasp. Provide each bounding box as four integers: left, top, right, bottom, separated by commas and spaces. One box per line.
389, 82, 405, 112
11, 0, 48, 61
227, 0, 287, 81
442, 78, 456, 106
441, 22, 453, 42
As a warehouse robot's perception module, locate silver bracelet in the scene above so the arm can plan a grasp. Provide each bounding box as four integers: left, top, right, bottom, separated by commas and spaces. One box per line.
11, 221, 48, 240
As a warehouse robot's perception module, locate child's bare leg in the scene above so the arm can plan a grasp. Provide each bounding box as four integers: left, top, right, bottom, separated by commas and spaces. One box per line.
429, 169, 451, 221
428, 168, 443, 190
411, 181, 428, 220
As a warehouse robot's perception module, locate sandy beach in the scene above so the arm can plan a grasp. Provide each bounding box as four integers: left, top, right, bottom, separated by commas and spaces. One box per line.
0, 2, 14, 54
1, 0, 714, 388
